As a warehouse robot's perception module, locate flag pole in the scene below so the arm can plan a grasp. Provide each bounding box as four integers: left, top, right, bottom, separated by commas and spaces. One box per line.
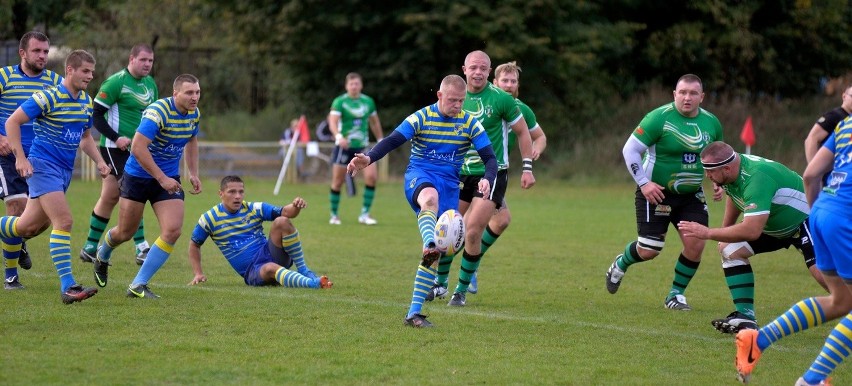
273, 127, 300, 196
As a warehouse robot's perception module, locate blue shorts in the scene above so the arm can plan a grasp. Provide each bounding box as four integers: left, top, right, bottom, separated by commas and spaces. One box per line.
120, 174, 184, 204
244, 239, 291, 286
810, 206, 852, 280
0, 153, 28, 200
403, 168, 459, 215
28, 157, 71, 198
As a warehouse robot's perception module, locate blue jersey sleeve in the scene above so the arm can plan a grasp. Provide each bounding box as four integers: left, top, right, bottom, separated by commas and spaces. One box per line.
19, 95, 45, 121
136, 117, 159, 141
190, 222, 209, 245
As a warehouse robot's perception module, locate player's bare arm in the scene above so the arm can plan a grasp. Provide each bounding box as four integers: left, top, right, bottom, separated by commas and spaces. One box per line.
4, 108, 32, 176
187, 241, 207, 285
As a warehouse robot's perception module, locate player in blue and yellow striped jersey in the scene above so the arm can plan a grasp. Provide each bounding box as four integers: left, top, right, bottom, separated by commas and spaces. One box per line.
0, 49, 110, 304
733, 115, 852, 385
187, 175, 332, 289
0, 31, 63, 288
93, 74, 202, 299
347, 74, 497, 328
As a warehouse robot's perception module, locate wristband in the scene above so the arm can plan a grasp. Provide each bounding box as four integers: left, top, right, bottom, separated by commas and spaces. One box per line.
522, 158, 533, 172
334, 133, 344, 145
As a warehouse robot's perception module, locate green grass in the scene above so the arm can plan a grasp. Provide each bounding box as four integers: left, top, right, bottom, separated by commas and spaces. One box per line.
0, 179, 843, 385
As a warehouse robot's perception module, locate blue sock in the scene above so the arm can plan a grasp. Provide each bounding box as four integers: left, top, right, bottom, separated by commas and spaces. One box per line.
282, 231, 311, 274
803, 313, 852, 384
417, 210, 437, 247
406, 264, 437, 318
98, 229, 119, 262
50, 230, 76, 292
274, 267, 315, 288
757, 297, 825, 351
131, 238, 172, 286
3, 236, 22, 280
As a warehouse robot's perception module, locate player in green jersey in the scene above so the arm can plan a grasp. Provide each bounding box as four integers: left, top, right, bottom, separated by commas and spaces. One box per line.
432, 51, 536, 307
461, 61, 547, 295
605, 74, 724, 312
79, 44, 157, 266
327, 72, 384, 225
679, 141, 828, 333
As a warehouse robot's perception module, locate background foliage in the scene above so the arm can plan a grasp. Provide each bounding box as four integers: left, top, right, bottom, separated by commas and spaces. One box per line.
2, 0, 852, 178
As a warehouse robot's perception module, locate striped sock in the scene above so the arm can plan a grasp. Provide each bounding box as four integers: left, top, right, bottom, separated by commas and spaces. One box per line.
131, 237, 173, 286
98, 229, 120, 262
274, 267, 316, 288
758, 297, 826, 350
668, 254, 700, 298
361, 185, 375, 214
616, 241, 643, 271
417, 209, 437, 247
803, 313, 852, 384
3, 236, 22, 280
49, 230, 76, 292
282, 231, 311, 275
436, 254, 454, 287
406, 264, 437, 318
480, 226, 500, 254
455, 251, 482, 294
84, 212, 109, 253
329, 189, 341, 217
724, 264, 755, 319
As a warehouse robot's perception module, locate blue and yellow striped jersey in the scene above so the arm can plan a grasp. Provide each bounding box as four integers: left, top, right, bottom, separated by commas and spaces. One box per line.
0, 65, 63, 154
190, 201, 282, 276
19, 83, 93, 170
395, 102, 490, 178
816, 116, 852, 210
125, 97, 200, 178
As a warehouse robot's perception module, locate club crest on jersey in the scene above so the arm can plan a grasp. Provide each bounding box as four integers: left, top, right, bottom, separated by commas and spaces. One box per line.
484, 105, 493, 117
682, 152, 698, 164
654, 204, 672, 217
455, 125, 464, 136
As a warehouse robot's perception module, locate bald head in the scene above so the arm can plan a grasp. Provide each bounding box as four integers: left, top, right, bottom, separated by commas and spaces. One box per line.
463, 50, 492, 93
700, 141, 735, 164
437, 75, 467, 117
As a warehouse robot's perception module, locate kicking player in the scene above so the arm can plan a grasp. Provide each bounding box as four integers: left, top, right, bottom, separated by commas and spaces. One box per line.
347, 74, 497, 328
187, 175, 332, 289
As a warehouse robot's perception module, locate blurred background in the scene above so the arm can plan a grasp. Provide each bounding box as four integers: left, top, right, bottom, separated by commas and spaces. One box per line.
2, 0, 851, 181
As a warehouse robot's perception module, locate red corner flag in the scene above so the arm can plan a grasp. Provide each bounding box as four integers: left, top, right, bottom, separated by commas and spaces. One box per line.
297, 115, 310, 143
740, 116, 756, 148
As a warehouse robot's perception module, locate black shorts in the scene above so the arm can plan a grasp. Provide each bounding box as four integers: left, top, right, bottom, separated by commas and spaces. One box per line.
459, 169, 509, 210
635, 187, 708, 237
99, 147, 131, 178
331, 146, 366, 166
120, 174, 184, 204
0, 153, 28, 200
748, 221, 816, 267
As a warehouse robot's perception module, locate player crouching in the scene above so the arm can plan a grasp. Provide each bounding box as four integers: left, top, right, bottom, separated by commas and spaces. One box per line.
188, 176, 332, 289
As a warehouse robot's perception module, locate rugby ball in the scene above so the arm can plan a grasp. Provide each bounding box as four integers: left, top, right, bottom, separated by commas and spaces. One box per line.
434, 209, 465, 255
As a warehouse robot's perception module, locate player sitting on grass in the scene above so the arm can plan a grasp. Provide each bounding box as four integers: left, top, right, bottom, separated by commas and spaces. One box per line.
187, 175, 332, 289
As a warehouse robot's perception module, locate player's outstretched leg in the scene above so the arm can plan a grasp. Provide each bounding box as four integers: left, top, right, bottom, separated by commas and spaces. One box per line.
404, 264, 437, 328
3, 237, 24, 290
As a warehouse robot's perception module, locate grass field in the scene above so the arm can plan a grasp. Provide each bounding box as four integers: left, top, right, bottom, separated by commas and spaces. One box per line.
0, 178, 842, 385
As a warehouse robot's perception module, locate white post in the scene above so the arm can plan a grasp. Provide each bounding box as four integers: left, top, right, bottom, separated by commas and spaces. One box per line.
745, 145, 751, 155
273, 129, 300, 195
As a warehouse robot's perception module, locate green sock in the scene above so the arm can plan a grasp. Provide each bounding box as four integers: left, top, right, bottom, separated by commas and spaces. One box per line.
85, 212, 109, 253
480, 225, 500, 254
724, 264, 755, 319
329, 189, 341, 217
668, 253, 700, 298
436, 254, 454, 287
133, 218, 148, 253
616, 241, 643, 271
454, 251, 482, 294
361, 185, 375, 214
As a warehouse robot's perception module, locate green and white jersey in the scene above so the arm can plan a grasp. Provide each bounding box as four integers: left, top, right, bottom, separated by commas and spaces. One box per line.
329, 93, 377, 149
632, 103, 724, 194
461, 83, 523, 175
723, 154, 809, 238
95, 68, 158, 147
508, 98, 538, 151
